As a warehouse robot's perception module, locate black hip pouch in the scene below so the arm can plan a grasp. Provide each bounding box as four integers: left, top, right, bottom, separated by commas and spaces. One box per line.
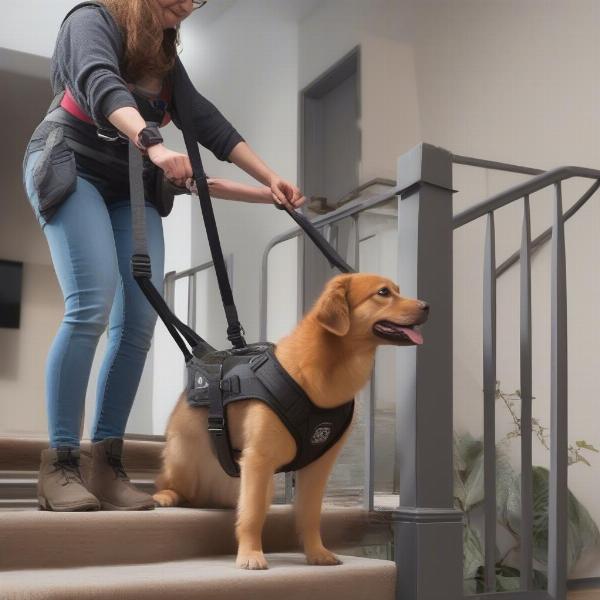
32, 127, 77, 223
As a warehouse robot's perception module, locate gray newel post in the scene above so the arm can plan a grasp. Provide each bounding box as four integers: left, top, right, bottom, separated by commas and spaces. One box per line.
392, 144, 464, 600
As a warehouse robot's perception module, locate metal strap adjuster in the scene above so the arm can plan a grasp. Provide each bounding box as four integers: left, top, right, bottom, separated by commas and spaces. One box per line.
131, 254, 152, 278
249, 353, 268, 372
208, 415, 225, 432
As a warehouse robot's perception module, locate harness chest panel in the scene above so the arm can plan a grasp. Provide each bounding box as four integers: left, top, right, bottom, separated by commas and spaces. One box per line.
186, 344, 354, 475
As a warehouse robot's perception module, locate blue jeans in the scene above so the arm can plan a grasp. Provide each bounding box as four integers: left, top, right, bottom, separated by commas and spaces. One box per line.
23, 150, 165, 449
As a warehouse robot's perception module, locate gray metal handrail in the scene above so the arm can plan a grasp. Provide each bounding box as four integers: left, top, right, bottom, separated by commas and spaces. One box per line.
452, 153, 545, 176
453, 165, 600, 228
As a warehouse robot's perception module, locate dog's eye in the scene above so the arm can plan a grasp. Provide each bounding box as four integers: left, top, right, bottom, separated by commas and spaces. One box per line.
377, 287, 391, 297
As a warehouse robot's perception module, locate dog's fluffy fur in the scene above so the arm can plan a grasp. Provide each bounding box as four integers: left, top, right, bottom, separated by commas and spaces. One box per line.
153, 273, 428, 569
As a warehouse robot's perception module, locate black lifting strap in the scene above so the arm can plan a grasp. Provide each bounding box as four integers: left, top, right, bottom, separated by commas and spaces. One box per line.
274, 203, 356, 274
128, 141, 214, 363
172, 74, 246, 349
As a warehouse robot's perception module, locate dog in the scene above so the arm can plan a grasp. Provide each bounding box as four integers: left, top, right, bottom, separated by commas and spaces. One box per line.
152, 273, 429, 569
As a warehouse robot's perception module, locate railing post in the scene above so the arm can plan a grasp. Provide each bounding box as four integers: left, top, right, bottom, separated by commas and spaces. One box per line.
392, 143, 463, 600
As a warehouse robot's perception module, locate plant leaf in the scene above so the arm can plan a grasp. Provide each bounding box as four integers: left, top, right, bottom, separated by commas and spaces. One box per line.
463, 525, 484, 580
575, 440, 599, 453
530, 466, 600, 573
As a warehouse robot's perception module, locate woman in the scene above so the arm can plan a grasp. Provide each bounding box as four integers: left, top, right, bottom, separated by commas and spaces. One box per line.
24, 0, 306, 512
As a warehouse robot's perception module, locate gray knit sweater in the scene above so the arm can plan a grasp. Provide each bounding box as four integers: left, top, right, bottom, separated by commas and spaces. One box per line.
47, 2, 244, 161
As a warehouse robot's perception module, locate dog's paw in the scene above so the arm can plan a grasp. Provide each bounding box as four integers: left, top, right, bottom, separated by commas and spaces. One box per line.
236, 550, 269, 570
305, 547, 342, 566
153, 490, 179, 507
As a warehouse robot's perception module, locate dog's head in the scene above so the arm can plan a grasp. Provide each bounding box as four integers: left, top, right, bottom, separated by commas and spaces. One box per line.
312, 273, 429, 346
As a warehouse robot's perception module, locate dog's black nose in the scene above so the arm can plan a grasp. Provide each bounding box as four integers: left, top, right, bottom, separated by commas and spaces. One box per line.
419, 301, 430, 312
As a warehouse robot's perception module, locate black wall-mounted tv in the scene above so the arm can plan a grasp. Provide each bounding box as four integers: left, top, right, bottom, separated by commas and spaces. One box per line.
0, 260, 23, 329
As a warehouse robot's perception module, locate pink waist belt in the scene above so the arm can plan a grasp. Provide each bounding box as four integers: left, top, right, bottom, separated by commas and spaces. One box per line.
60, 88, 95, 125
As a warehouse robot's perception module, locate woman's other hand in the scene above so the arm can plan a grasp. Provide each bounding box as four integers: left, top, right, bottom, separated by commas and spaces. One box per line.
147, 144, 193, 187
270, 175, 306, 210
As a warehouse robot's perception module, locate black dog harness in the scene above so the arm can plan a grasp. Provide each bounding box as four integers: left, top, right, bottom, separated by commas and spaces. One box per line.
186, 344, 354, 476
47, 3, 358, 477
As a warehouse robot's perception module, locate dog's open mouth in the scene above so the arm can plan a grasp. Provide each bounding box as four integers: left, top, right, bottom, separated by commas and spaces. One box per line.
372, 321, 423, 345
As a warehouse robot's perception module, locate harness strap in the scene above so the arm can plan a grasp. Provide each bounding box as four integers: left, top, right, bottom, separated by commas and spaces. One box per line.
207, 367, 240, 477
172, 67, 247, 350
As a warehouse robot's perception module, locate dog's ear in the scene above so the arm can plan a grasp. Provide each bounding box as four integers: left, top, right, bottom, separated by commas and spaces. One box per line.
314, 276, 351, 336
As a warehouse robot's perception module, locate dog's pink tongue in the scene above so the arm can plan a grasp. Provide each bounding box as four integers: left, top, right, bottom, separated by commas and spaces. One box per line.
399, 327, 423, 345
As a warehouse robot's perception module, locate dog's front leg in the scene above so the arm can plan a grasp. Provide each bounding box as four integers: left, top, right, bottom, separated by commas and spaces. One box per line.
294, 436, 347, 566
235, 449, 275, 570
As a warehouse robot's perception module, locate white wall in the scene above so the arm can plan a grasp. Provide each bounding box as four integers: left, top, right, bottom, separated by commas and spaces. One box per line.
1, 0, 81, 58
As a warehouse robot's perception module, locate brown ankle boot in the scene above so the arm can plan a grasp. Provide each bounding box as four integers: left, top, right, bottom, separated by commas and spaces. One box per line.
87, 437, 155, 511
37, 446, 101, 512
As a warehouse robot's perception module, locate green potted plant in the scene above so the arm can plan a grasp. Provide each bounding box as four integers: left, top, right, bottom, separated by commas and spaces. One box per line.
454, 383, 599, 593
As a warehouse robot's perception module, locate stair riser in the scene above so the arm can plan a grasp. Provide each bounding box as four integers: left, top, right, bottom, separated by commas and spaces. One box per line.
0, 477, 155, 501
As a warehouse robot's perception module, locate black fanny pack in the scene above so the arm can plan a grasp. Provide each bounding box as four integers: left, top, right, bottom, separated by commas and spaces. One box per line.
27, 108, 184, 218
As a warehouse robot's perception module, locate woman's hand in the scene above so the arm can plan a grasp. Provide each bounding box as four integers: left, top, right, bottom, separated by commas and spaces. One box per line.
270, 175, 306, 210
147, 144, 193, 187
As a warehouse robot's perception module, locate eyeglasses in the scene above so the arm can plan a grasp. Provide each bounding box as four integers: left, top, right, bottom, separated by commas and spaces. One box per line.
192, 0, 207, 9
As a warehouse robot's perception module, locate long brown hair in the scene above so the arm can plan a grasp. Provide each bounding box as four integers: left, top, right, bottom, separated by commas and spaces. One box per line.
99, 0, 180, 81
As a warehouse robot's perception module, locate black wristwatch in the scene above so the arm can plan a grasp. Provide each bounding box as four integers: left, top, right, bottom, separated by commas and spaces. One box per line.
136, 124, 163, 150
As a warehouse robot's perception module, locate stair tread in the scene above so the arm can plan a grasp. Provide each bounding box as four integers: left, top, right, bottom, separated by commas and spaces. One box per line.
0, 506, 390, 571
0, 553, 396, 600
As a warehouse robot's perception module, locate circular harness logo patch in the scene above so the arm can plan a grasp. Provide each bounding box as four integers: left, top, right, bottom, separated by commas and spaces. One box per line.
311, 423, 333, 445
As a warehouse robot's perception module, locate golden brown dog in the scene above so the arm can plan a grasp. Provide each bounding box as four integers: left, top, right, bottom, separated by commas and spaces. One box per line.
153, 273, 429, 569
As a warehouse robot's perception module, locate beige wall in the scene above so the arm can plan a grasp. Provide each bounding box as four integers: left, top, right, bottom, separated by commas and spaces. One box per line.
299, 0, 421, 183
0, 62, 60, 438
413, 0, 600, 578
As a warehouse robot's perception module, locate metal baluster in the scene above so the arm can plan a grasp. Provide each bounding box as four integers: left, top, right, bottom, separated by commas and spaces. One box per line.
548, 182, 568, 599
353, 214, 360, 270
164, 271, 176, 311
520, 196, 534, 590
364, 375, 375, 511
187, 273, 197, 330
483, 211, 497, 592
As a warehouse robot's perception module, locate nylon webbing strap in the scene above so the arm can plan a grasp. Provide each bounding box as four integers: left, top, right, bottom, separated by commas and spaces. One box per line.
207, 369, 240, 477
172, 66, 246, 349
127, 140, 214, 362
183, 131, 247, 349
129, 141, 149, 261
276, 205, 356, 274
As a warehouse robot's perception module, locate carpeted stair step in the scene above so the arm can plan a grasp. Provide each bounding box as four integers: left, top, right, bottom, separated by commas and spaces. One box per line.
0, 553, 396, 600
0, 436, 164, 472
0, 506, 391, 570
